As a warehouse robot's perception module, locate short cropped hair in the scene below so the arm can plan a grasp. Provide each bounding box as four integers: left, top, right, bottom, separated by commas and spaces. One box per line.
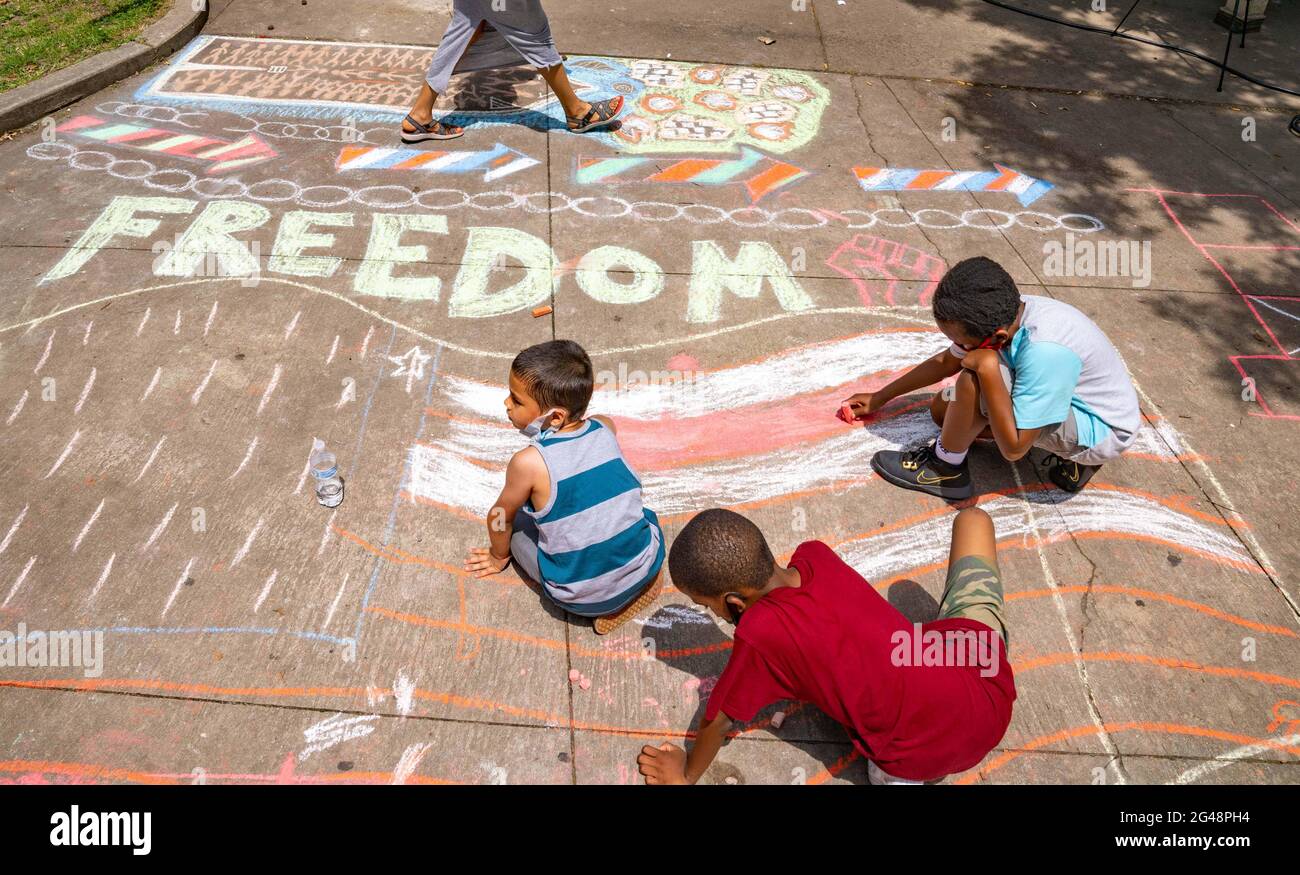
931, 257, 1021, 339
511, 340, 593, 419
668, 509, 775, 597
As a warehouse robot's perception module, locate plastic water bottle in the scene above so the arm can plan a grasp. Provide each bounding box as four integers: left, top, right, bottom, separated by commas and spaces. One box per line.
310, 438, 344, 508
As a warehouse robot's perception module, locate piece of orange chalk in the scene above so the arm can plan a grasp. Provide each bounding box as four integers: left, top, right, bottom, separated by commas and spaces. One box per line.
532, 304, 553, 318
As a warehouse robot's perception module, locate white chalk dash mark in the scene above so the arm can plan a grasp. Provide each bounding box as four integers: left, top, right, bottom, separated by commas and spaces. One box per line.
6, 390, 28, 425
391, 742, 434, 785
230, 516, 265, 569
140, 366, 162, 402
326, 335, 339, 365
257, 363, 282, 415
393, 669, 417, 717
317, 511, 337, 556
0, 505, 28, 556
135, 307, 151, 337
141, 502, 179, 552
191, 359, 218, 405
294, 441, 315, 494
298, 713, 378, 762
359, 325, 374, 360
82, 322, 93, 345
321, 572, 350, 630
173, 309, 182, 334
283, 310, 301, 341
134, 436, 166, 483
44, 430, 81, 479
2, 556, 36, 608
72, 498, 105, 552
33, 329, 55, 374
203, 300, 219, 337
74, 368, 96, 414
88, 552, 116, 603
228, 436, 258, 480
161, 556, 196, 619
1171, 733, 1300, 785
253, 569, 278, 613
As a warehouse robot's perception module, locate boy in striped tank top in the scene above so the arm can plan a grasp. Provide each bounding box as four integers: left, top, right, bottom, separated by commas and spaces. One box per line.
463, 340, 666, 634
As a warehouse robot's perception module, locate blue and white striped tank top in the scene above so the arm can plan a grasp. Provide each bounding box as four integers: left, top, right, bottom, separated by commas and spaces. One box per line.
521, 419, 664, 613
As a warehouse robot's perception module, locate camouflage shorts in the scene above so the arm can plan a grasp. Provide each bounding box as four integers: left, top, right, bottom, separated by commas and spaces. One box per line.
937, 555, 1008, 647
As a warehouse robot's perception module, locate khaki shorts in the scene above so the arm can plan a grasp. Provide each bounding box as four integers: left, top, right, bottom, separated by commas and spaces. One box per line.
978, 363, 1134, 467
937, 555, 1008, 647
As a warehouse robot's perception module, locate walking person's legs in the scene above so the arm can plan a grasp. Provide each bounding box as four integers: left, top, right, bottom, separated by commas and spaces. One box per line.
402, 18, 488, 141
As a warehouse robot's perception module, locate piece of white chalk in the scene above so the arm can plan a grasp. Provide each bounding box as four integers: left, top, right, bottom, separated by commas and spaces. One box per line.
771, 710, 786, 729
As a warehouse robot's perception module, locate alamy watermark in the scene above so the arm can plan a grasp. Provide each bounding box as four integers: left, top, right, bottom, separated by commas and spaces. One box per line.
0, 623, 103, 677
890, 622, 1000, 678
1043, 232, 1151, 288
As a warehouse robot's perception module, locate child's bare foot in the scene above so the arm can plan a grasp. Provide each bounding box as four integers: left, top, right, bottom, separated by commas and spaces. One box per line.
593, 569, 664, 635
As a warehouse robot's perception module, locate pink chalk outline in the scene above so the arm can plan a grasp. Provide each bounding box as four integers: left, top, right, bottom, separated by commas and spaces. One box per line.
1132, 188, 1300, 421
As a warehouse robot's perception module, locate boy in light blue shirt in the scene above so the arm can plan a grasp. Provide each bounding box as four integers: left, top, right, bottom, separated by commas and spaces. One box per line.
845, 257, 1141, 500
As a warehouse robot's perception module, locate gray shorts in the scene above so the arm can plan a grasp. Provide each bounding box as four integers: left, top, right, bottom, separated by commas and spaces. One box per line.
978, 363, 1134, 466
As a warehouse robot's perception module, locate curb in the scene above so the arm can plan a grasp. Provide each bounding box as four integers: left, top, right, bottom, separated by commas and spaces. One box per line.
0, 0, 209, 133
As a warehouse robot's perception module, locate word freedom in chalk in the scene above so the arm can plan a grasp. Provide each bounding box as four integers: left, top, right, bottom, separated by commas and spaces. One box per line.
43, 196, 820, 323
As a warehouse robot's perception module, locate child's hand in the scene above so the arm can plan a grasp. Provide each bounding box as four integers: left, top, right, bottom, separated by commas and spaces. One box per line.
843, 392, 884, 418
464, 547, 511, 578
637, 743, 689, 785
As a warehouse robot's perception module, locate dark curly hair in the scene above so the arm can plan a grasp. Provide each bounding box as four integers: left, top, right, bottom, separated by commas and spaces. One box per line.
931, 257, 1021, 339
668, 509, 775, 597
511, 340, 593, 419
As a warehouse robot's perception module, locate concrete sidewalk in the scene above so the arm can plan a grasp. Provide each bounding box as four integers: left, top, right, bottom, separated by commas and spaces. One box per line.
0, 0, 1296, 785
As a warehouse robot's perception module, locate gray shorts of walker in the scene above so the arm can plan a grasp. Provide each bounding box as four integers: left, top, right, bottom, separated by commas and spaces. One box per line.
978, 363, 1135, 467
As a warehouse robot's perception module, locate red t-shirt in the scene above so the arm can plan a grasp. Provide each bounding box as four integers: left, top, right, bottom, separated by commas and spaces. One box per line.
704, 540, 1016, 781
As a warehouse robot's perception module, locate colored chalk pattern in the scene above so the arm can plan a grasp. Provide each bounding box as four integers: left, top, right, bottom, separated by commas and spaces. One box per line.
853, 164, 1054, 206
55, 115, 276, 174
335, 143, 539, 181
574, 147, 808, 203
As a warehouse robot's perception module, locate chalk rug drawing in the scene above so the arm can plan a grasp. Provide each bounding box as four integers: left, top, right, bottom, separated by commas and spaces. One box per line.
135, 35, 829, 154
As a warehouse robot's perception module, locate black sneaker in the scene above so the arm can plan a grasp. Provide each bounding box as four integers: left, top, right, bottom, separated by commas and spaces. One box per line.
1042, 453, 1100, 493
871, 442, 973, 500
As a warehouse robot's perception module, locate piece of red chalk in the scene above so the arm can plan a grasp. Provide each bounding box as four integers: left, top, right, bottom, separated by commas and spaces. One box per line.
579, 676, 592, 690
836, 402, 857, 423
568, 669, 580, 682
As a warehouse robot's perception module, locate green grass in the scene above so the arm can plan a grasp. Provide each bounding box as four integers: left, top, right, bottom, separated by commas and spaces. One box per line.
0, 0, 170, 93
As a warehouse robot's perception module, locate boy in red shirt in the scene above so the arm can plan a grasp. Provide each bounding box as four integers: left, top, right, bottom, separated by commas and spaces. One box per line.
637, 507, 1015, 785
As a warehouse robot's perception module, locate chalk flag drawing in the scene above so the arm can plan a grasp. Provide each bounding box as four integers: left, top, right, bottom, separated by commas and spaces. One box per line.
135, 36, 829, 154
854, 164, 1054, 206
335, 143, 538, 181
826, 234, 948, 306
55, 115, 276, 174
1139, 188, 1300, 421
573, 147, 808, 203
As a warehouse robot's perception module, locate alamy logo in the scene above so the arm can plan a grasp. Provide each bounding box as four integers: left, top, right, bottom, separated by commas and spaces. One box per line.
889, 622, 1001, 678
1042, 232, 1151, 288
0, 623, 103, 677
49, 806, 151, 855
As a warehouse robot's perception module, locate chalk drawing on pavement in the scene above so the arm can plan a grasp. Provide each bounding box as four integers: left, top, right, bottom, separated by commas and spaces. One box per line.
573, 147, 808, 204
134, 36, 828, 154
55, 114, 277, 175
335, 143, 539, 181
826, 234, 947, 306
854, 164, 1054, 206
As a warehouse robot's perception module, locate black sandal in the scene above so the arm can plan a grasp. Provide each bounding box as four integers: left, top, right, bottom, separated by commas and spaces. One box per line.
566, 96, 624, 133
400, 113, 464, 144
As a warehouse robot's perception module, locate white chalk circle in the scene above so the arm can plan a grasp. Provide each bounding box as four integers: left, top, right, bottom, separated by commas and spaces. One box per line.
520, 192, 556, 213
911, 208, 965, 230
192, 177, 247, 199
69, 150, 115, 171
467, 191, 520, 211
571, 196, 632, 219
26, 142, 75, 161
630, 201, 681, 222
1057, 213, 1106, 233
773, 207, 828, 230
872, 208, 916, 228
418, 188, 472, 210
960, 208, 1016, 231
678, 203, 729, 224
355, 184, 415, 209
575, 245, 665, 304
727, 207, 773, 228
246, 179, 301, 203
143, 168, 197, 193
299, 185, 354, 208
840, 209, 878, 229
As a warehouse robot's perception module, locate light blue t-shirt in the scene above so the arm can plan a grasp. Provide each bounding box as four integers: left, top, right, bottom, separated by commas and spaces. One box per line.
951, 296, 1140, 448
